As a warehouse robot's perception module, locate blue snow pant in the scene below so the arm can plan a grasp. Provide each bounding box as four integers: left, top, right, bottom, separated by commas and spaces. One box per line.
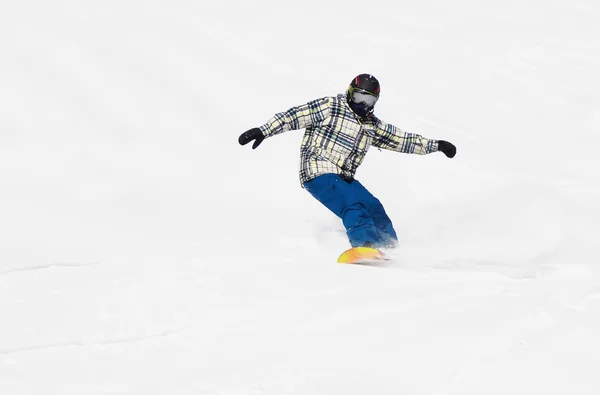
304, 174, 398, 248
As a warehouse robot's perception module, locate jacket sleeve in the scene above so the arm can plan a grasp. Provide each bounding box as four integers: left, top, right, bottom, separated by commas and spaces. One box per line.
372, 119, 438, 155
259, 97, 330, 138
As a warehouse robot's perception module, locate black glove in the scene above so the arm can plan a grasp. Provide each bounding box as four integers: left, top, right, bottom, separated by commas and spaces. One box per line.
437, 140, 457, 158
238, 128, 265, 149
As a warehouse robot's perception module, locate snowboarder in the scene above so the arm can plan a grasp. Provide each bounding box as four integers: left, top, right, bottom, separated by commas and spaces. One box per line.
239, 73, 456, 251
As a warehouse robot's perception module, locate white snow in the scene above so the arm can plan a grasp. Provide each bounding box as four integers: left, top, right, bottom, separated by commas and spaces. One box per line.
1, 1, 600, 394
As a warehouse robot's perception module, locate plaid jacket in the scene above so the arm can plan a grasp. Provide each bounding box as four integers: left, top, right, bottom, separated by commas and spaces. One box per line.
259, 94, 439, 186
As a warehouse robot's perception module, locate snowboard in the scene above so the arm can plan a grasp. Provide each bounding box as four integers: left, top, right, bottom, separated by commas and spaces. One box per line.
337, 247, 390, 265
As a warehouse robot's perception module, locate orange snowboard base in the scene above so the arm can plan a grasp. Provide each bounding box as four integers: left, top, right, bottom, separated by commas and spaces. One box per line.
337, 247, 388, 264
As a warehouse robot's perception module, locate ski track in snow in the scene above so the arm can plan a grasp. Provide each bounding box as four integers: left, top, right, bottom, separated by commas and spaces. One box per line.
0, 328, 181, 357
0, 262, 102, 276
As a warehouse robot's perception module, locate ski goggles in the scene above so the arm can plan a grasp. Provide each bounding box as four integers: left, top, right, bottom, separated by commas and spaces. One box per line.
349, 87, 379, 107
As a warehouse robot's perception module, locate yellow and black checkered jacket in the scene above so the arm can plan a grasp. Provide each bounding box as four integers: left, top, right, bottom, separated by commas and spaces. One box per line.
259, 94, 439, 186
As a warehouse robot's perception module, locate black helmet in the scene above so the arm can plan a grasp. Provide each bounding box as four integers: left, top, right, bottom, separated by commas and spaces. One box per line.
346, 74, 380, 117
350, 74, 380, 96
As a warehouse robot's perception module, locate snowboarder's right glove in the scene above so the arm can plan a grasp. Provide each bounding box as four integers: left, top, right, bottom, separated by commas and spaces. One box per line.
437, 140, 457, 158
239, 128, 265, 149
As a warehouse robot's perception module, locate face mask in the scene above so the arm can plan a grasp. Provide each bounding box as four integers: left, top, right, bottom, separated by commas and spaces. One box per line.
349, 100, 374, 118
347, 86, 378, 118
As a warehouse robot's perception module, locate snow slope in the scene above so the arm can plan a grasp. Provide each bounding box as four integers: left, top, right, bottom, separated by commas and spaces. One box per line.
1, 1, 600, 394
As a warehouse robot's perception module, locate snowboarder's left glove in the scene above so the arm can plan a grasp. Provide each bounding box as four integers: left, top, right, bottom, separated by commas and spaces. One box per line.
437, 140, 457, 158
239, 128, 265, 149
